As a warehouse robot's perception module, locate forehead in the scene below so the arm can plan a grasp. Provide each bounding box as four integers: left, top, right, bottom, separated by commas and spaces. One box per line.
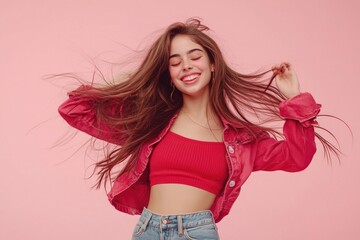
170, 35, 205, 54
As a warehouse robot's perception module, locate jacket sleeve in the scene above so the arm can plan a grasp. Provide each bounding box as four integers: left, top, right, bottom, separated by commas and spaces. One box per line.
58, 85, 124, 145
253, 92, 321, 172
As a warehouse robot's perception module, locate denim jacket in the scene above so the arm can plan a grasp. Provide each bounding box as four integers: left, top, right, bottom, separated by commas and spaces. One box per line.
59, 88, 321, 223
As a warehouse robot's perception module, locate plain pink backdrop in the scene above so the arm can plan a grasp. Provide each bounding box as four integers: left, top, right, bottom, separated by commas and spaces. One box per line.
1, 1, 359, 239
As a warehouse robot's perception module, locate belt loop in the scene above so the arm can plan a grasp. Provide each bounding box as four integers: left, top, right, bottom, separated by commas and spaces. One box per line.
177, 215, 183, 237
140, 209, 152, 232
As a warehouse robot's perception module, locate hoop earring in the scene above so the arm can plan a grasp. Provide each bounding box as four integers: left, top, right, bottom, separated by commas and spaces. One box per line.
170, 82, 175, 102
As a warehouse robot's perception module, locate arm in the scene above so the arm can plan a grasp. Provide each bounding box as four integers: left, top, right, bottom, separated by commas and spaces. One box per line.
253, 92, 321, 172
253, 63, 320, 171
58, 85, 124, 145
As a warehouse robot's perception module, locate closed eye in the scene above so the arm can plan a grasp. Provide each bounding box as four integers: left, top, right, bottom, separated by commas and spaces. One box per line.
191, 56, 202, 60
170, 62, 181, 67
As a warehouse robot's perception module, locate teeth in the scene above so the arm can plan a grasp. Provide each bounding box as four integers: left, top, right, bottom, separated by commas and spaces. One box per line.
183, 74, 198, 81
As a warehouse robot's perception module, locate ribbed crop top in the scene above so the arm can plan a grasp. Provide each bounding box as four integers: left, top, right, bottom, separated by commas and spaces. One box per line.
149, 130, 228, 195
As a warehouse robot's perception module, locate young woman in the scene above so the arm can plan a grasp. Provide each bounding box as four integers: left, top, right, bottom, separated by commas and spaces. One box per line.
59, 19, 331, 239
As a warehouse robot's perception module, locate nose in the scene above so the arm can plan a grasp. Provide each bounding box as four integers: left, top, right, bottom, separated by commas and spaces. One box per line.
183, 63, 193, 71
182, 58, 193, 70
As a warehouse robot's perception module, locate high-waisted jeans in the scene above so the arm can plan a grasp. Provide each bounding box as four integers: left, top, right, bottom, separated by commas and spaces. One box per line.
131, 207, 220, 240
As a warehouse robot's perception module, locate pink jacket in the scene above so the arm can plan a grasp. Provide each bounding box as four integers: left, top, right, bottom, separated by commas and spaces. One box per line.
59, 88, 321, 223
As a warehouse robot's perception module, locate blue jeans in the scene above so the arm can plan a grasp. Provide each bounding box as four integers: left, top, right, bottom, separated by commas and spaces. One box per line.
131, 207, 220, 240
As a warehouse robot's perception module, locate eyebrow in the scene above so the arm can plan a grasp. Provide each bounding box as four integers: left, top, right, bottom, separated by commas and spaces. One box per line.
169, 48, 203, 59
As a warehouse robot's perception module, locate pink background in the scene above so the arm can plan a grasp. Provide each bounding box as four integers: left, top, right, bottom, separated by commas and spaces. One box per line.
1, 0, 359, 239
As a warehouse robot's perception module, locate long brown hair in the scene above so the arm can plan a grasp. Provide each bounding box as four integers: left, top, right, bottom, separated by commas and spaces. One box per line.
69, 18, 340, 188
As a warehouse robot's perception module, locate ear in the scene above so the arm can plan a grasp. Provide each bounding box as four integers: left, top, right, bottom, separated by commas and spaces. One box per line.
211, 64, 215, 72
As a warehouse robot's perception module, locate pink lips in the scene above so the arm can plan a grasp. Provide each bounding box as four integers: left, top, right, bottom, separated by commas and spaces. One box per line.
180, 73, 201, 83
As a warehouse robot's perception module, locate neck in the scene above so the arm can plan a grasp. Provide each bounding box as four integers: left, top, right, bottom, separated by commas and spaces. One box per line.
181, 89, 211, 117
180, 89, 221, 128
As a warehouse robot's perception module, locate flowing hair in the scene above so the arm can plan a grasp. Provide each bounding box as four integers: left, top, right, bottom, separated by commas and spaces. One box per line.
67, 18, 341, 189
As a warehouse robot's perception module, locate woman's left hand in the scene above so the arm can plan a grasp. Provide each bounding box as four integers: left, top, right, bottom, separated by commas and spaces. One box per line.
272, 62, 301, 99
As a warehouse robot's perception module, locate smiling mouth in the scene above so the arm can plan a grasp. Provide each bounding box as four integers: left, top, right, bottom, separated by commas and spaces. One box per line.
181, 73, 200, 82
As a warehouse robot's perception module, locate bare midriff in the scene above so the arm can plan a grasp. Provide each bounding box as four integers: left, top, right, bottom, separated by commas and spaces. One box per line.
147, 184, 216, 215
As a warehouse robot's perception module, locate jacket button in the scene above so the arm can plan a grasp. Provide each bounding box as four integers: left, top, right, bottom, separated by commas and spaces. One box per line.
227, 145, 235, 154
229, 180, 236, 187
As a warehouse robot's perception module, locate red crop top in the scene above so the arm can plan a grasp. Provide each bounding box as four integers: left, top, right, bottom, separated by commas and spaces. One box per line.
149, 131, 228, 195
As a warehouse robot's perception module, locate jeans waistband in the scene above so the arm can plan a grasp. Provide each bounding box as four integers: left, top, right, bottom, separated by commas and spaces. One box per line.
137, 207, 215, 238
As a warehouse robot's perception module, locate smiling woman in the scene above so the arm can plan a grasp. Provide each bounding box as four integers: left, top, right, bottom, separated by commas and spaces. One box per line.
169, 35, 214, 99
58, 18, 340, 239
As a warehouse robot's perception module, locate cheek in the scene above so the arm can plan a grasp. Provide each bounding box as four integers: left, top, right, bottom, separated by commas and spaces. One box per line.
169, 67, 179, 80
198, 65, 212, 77
196, 60, 212, 72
